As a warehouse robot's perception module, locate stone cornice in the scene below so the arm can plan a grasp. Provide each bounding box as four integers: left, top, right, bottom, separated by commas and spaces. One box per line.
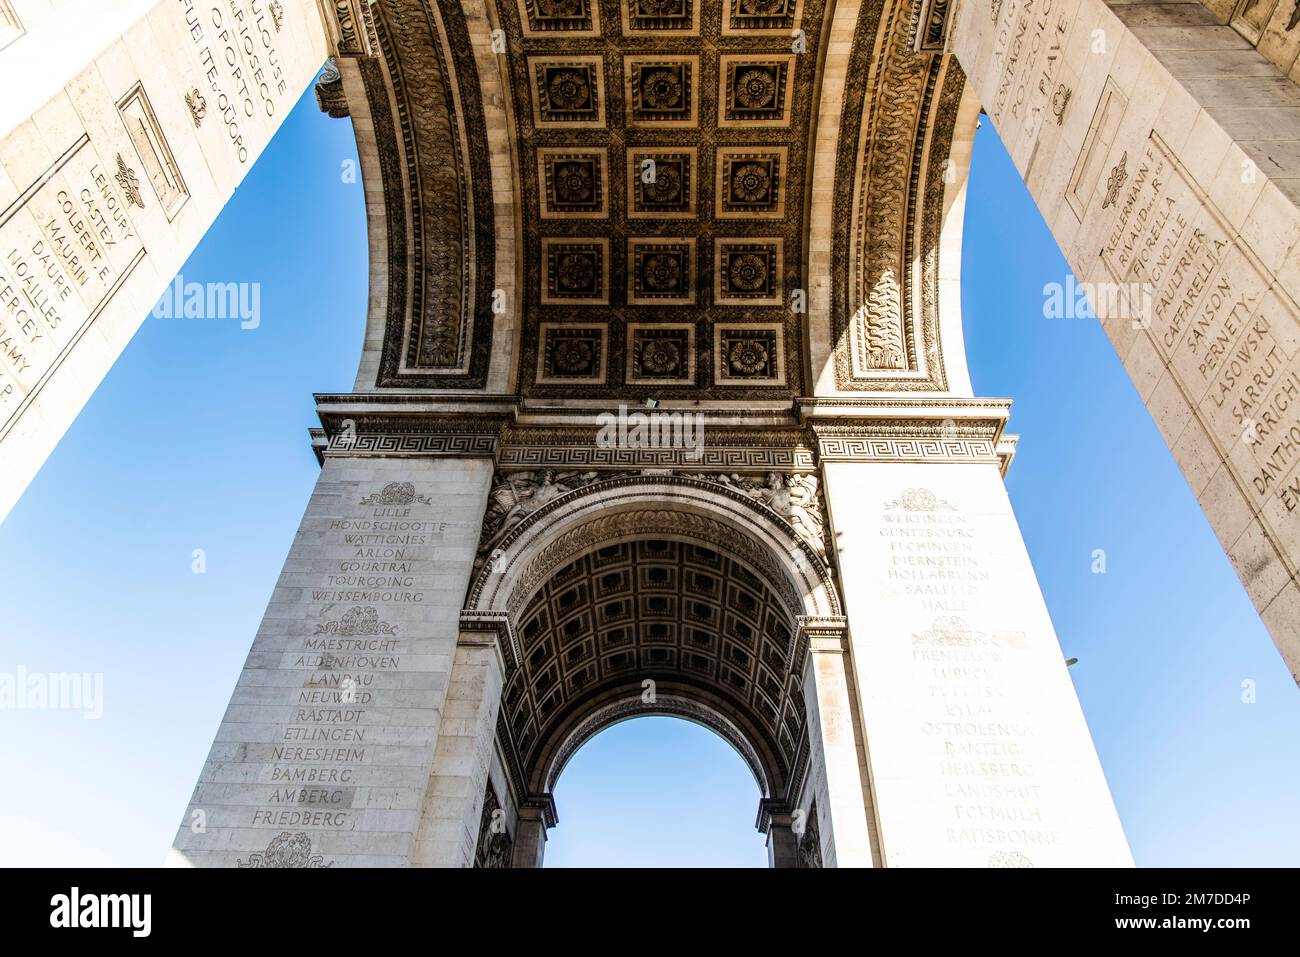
308, 393, 1019, 472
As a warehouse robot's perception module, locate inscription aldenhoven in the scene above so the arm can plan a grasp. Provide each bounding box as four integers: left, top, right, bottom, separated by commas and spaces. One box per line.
882, 489, 1059, 859
244, 478, 450, 841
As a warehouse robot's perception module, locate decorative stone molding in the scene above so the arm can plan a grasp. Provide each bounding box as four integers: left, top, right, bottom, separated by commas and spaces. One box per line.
361, 0, 496, 387
466, 476, 841, 619
315, 59, 349, 118
459, 610, 520, 672
827, 0, 966, 391
473, 783, 514, 868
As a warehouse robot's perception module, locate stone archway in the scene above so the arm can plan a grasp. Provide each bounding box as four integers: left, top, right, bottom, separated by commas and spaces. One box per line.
449, 474, 862, 867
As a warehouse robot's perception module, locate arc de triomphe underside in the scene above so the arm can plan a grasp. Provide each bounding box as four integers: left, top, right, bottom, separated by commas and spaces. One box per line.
2, 0, 1298, 867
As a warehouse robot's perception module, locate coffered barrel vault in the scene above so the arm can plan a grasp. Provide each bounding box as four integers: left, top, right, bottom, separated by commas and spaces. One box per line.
330, 0, 979, 399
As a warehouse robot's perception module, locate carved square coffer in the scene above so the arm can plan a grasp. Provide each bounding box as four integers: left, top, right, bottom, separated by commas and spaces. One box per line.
628, 238, 696, 304
539, 148, 608, 218
542, 238, 609, 304
722, 0, 801, 34
716, 147, 787, 218
538, 323, 608, 383
622, 0, 698, 33
626, 323, 695, 384
714, 324, 785, 385
530, 56, 606, 127
625, 56, 699, 128
719, 55, 794, 127
628, 148, 696, 218
714, 238, 782, 304
518, 0, 600, 35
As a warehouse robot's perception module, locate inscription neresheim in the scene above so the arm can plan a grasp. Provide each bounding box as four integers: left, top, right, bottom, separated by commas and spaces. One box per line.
253, 482, 448, 829
882, 491, 1063, 855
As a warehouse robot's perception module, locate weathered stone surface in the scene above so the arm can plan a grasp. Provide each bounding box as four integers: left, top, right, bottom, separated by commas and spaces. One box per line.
0, 0, 329, 523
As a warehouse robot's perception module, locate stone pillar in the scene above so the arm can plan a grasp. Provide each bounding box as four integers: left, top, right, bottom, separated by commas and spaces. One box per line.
758, 802, 801, 868
950, 0, 1300, 677
821, 460, 1133, 867
168, 453, 494, 867
510, 796, 556, 869
0, 0, 331, 523
409, 616, 508, 867
797, 616, 880, 867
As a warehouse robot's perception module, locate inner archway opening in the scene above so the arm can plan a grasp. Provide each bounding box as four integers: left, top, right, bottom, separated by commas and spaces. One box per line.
544, 716, 767, 868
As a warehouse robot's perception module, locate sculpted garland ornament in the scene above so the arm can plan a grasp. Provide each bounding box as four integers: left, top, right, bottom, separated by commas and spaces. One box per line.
360, 481, 431, 506
238, 832, 334, 868
315, 606, 398, 637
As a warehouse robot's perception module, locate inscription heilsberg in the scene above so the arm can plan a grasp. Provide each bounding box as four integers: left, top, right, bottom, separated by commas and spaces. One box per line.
882, 496, 1063, 856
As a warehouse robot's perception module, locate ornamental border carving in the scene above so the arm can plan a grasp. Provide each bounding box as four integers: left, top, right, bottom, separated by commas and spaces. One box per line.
369, 0, 495, 387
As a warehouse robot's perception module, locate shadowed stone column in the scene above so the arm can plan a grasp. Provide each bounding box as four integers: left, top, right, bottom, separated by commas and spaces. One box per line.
168, 453, 494, 867
410, 615, 508, 867
950, 0, 1300, 678
822, 460, 1133, 867
797, 616, 880, 867
510, 796, 556, 868
758, 802, 801, 868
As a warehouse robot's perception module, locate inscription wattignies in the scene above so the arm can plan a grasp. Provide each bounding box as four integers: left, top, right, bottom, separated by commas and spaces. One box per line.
246, 481, 449, 836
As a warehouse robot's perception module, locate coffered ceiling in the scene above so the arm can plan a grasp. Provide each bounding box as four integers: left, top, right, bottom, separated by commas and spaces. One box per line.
330, 0, 970, 398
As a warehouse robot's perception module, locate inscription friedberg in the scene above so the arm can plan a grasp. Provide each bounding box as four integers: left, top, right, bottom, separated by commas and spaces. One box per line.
252, 481, 446, 832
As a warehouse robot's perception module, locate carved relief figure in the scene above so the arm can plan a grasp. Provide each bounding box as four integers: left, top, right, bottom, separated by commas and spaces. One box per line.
683, 471, 827, 558
478, 470, 599, 556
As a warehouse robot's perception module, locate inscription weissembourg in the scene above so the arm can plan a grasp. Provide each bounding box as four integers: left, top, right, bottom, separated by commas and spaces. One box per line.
0, 139, 144, 429
248, 483, 449, 832
880, 490, 1062, 860
1102, 133, 1300, 525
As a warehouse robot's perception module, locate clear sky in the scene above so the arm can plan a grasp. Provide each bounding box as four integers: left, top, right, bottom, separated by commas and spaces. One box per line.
0, 85, 1297, 868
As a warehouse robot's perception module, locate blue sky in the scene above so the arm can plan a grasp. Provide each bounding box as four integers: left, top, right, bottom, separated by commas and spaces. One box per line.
1, 86, 1297, 868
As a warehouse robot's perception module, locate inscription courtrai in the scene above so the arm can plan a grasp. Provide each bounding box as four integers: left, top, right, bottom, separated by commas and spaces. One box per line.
244, 480, 449, 849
